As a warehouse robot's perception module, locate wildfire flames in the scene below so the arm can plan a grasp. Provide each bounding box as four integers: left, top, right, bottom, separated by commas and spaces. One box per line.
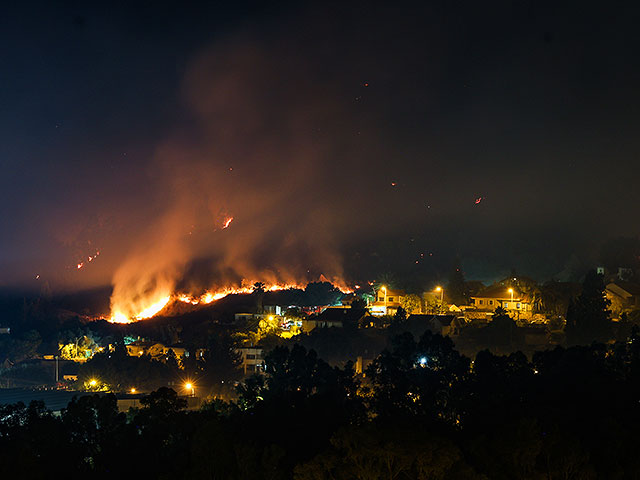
108, 280, 351, 324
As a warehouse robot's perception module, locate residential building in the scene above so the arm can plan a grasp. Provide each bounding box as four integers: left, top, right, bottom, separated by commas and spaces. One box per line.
300, 306, 353, 332
125, 341, 187, 360
370, 288, 405, 316
406, 314, 457, 336
236, 346, 265, 375
470, 284, 532, 315
605, 281, 640, 318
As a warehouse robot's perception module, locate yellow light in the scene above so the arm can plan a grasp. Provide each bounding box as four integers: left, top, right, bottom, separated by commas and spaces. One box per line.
89, 379, 97, 386
381, 286, 386, 291
130, 387, 136, 394
435, 286, 442, 292
508, 288, 514, 293
185, 382, 193, 390
268, 315, 274, 321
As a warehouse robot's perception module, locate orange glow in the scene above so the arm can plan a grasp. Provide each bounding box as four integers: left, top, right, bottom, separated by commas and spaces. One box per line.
110, 311, 130, 324
110, 280, 353, 323
222, 216, 233, 229
135, 296, 171, 320
108, 295, 171, 324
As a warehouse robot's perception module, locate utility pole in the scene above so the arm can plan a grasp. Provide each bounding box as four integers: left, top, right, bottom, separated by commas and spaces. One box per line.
55, 355, 59, 384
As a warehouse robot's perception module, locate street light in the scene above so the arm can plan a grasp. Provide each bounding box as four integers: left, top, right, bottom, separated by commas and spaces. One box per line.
435, 286, 443, 312
508, 288, 514, 308
89, 379, 97, 387
184, 382, 195, 397
381, 286, 387, 314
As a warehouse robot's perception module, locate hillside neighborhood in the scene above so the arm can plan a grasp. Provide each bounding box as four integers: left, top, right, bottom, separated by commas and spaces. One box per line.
0, 264, 637, 399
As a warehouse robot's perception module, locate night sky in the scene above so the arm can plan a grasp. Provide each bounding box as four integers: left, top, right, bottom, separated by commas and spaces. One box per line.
2, 1, 640, 292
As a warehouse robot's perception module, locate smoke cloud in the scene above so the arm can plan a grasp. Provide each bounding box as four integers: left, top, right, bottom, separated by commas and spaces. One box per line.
109, 37, 358, 318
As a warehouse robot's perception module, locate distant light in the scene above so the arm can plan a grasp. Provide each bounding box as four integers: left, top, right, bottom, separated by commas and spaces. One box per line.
419, 357, 427, 366
130, 387, 136, 394
185, 382, 193, 390
89, 379, 97, 386
435, 286, 442, 292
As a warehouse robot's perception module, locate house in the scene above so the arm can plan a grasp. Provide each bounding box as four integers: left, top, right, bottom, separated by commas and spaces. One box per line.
264, 305, 285, 315
406, 314, 457, 336
355, 356, 374, 374
126, 341, 156, 357
370, 288, 405, 316
300, 306, 353, 332
164, 344, 187, 359
605, 281, 640, 318
340, 293, 360, 306
470, 283, 532, 315
126, 341, 187, 360
236, 346, 265, 375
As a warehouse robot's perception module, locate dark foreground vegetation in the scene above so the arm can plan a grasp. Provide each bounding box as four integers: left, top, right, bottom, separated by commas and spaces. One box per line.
2, 327, 640, 479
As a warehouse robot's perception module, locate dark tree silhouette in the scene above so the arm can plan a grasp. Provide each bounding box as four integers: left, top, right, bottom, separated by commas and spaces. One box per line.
565, 270, 612, 345
446, 261, 467, 306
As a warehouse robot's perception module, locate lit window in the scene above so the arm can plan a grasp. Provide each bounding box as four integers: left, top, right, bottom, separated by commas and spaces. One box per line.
504, 302, 508, 308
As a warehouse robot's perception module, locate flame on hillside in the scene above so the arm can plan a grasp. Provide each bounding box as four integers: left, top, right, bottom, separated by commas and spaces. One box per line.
108, 280, 351, 324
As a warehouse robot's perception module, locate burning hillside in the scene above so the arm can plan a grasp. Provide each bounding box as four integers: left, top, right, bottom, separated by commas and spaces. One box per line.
108, 279, 351, 323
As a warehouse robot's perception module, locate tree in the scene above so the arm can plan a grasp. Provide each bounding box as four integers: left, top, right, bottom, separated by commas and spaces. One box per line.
204, 328, 242, 383
393, 306, 407, 324
484, 307, 519, 351
253, 282, 266, 313
446, 262, 467, 306
303, 282, 343, 306
565, 270, 612, 345
400, 294, 421, 314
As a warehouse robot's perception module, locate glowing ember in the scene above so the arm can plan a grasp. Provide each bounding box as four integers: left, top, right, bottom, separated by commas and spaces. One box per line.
222, 216, 234, 229
76, 250, 99, 271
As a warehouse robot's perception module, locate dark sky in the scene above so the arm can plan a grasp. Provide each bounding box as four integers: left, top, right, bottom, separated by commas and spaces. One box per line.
2, 0, 640, 292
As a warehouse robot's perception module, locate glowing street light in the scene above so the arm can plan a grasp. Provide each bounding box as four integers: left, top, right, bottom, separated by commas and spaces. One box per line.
381, 286, 388, 314
130, 387, 136, 394
435, 286, 444, 311
184, 382, 195, 397
89, 379, 97, 387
